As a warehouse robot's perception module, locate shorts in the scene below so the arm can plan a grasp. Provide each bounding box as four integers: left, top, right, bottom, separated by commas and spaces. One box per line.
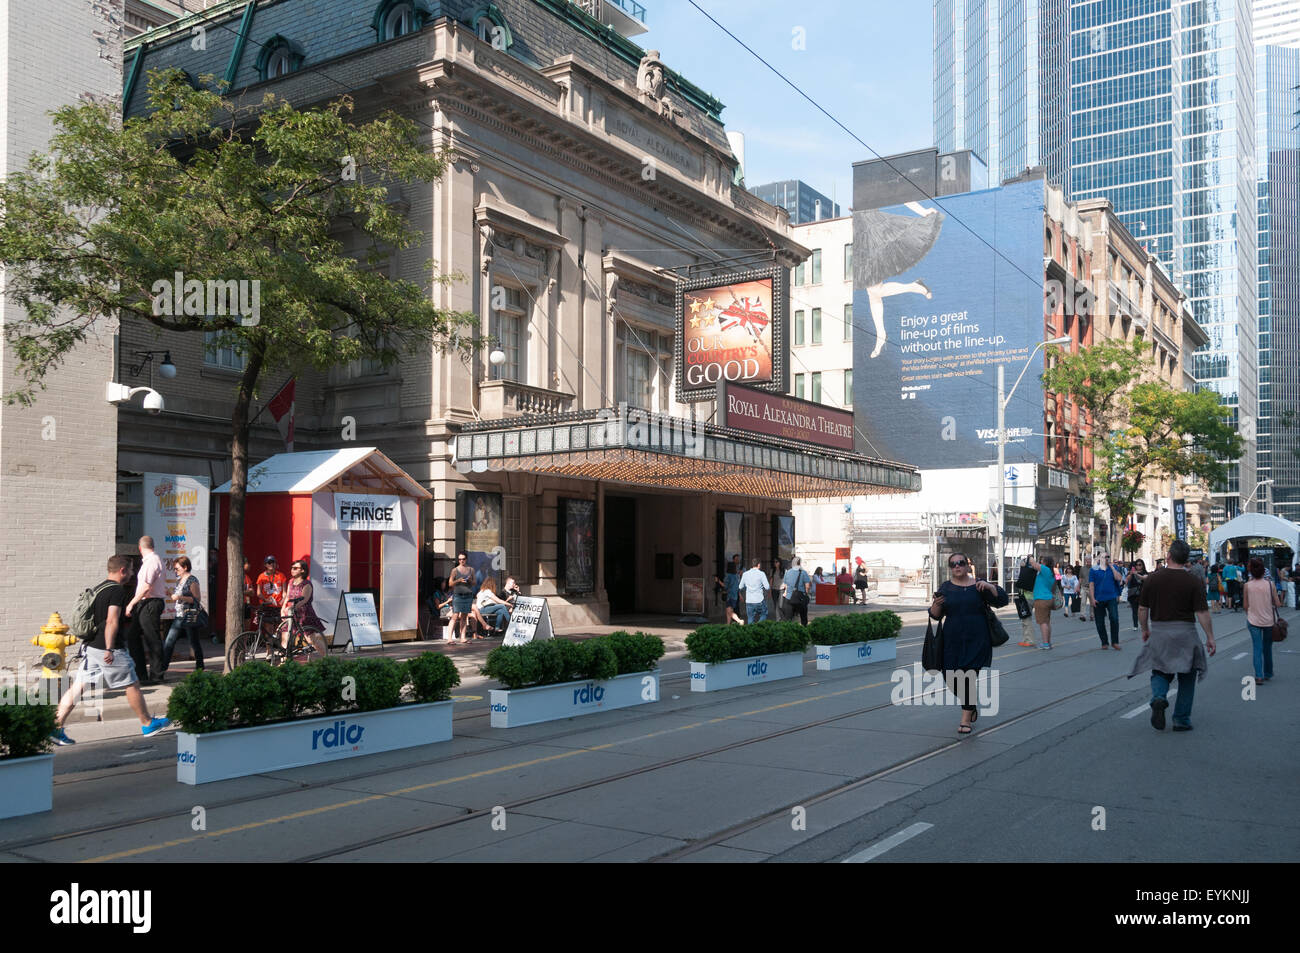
76, 645, 139, 690
726, 598, 740, 611
1033, 599, 1052, 624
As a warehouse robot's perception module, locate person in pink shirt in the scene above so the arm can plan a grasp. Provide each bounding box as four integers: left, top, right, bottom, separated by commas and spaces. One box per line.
1242, 557, 1282, 684
125, 535, 167, 684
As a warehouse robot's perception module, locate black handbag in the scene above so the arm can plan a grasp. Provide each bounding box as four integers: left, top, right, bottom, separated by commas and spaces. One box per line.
922, 614, 945, 672
983, 603, 1010, 647
1013, 591, 1031, 619
787, 570, 810, 606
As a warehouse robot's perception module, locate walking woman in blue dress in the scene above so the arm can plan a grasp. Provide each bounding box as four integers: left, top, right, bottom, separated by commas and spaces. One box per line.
928, 551, 1009, 735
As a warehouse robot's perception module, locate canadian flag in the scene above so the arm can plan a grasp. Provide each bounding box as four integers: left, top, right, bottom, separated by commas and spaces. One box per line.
267, 378, 295, 452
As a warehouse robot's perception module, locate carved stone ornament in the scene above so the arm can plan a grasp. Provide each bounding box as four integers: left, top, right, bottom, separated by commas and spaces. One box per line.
636, 50, 667, 102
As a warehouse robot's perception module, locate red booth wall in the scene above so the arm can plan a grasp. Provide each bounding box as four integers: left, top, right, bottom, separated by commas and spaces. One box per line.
215, 494, 313, 634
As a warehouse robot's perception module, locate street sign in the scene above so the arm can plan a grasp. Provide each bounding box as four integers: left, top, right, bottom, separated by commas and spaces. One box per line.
503, 597, 553, 646
333, 592, 382, 648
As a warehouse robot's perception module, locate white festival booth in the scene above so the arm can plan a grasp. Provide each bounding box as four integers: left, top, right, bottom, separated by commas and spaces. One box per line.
1207, 513, 1300, 563
214, 448, 431, 643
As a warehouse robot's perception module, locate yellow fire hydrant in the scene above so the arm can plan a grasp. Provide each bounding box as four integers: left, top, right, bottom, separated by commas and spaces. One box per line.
33, 613, 78, 678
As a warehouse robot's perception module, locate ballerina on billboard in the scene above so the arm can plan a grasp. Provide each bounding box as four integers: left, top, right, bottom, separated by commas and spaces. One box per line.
853, 201, 944, 358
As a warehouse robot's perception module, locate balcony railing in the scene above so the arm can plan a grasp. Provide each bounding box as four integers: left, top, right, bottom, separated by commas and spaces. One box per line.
479, 379, 576, 419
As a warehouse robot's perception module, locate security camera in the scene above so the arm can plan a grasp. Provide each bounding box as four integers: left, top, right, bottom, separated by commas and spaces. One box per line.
142, 390, 165, 414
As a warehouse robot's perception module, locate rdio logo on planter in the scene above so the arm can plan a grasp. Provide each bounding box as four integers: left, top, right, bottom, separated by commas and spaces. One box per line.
177, 751, 196, 763
746, 659, 768, 677
573, 683, 605, 705
858, 644, 872, 658
312, 720, 364, 750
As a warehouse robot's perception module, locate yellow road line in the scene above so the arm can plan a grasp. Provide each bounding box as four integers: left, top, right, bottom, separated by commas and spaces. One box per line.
79, 636, 1097, 862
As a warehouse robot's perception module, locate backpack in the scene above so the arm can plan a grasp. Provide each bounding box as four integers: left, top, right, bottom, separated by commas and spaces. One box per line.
70, 582, 115, 641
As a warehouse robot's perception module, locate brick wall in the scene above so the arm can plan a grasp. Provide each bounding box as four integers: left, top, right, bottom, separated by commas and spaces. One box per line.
0, 0, 123, 668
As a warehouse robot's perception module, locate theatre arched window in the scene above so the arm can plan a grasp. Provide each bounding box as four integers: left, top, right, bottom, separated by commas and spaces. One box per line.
256, 36, 304, 81
373, 1, 429, 42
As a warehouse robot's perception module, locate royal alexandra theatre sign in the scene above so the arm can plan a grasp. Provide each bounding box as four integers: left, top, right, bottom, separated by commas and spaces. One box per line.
675, 266, 789, 401
717, 380, 855, 451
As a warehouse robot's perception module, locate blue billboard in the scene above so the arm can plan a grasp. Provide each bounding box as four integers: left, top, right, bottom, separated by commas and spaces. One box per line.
851, 178, 1046, 469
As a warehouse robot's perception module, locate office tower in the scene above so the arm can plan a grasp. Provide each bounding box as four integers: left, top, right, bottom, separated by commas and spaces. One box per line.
1256, 40, 1300, 518
933, 0, 1070, 185
749, 180, 842, 224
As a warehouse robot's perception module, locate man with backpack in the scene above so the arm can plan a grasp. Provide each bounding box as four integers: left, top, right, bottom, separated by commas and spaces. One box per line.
51, 555, 171, 745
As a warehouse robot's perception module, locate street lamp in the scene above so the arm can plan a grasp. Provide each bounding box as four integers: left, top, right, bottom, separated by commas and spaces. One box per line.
995, 335, 1072, 586
1243, 479, 1273, 513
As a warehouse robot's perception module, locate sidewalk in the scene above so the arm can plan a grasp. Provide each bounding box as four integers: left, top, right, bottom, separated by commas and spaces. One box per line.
57, 599, 930, 742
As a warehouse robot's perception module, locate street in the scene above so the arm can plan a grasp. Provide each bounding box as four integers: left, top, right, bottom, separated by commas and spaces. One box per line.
3, 603, 1293, 864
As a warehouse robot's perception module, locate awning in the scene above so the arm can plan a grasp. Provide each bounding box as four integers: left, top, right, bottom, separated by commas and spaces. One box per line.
1209, 512, 1300, 556
453, 409, 919, 499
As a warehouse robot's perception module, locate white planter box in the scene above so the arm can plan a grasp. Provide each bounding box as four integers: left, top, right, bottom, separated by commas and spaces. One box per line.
176, 701, 453, 785
490, 671, 659, 728
0, 753, 54, 819
689, 652, 805, 692
814, 638, 898, 671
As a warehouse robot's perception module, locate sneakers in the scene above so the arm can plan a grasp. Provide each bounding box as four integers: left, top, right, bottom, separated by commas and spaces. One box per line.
141, 716, 172, 737
1150, 698, 1168, 731
1172, 723, 1193, 732
1018, 641, 1036, 647
50, 728, 76, 746
1039, 642, 1053, 650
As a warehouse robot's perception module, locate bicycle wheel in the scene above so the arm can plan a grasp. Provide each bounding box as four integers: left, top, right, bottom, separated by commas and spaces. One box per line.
296, 626, 326, 661
224, 631, 256, 669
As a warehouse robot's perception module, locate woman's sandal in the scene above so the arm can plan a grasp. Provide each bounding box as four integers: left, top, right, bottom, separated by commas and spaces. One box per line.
970, 709, 978, 724
958, 724, 972, 735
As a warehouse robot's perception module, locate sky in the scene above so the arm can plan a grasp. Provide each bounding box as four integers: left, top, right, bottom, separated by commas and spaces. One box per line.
644, 0, 935, 210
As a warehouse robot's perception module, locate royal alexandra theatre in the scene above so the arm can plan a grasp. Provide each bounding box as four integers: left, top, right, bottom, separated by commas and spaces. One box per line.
121, 1, 919, 632
454, 265, 918, 627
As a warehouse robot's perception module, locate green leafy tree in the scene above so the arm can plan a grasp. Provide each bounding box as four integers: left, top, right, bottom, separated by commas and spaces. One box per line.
1044, 341, 1242, 549
0, 72, 473, 658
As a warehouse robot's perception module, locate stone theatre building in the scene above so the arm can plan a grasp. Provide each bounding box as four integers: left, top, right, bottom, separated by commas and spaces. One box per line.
119, 0, 917, 632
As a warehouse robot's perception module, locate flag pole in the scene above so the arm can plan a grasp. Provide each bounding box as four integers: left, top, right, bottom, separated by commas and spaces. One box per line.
248, 375, 295, 428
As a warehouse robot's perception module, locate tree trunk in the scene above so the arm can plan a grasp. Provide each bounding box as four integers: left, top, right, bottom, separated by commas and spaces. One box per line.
223, 344, 266, 672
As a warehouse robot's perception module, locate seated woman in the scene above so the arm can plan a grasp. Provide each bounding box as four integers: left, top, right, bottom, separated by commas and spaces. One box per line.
836, 566, 854, 604
473, 578, 513, 638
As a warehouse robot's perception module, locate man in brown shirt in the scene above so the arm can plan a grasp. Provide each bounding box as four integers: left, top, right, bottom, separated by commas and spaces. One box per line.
1131, 539, 1217, 731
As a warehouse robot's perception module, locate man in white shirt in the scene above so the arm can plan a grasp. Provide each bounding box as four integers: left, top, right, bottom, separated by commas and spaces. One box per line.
739, 557, 771, 624
125, 535, 167, 683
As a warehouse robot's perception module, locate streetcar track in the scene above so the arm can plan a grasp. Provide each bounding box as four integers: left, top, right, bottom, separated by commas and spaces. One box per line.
289, 631, 1148, 862
9, 619, 1244, 862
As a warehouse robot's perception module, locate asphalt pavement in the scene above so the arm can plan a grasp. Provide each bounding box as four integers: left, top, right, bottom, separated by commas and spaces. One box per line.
1, 600, 1292, 863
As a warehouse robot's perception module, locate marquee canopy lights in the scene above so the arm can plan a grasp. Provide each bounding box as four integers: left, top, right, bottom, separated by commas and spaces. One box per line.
454, 408, 919, 498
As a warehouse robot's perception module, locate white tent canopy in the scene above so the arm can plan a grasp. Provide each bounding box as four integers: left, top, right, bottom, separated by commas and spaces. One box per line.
1208, 512, 1300, 558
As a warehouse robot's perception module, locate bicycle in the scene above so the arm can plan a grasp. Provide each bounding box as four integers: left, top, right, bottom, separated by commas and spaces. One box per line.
225, 603, 327, 669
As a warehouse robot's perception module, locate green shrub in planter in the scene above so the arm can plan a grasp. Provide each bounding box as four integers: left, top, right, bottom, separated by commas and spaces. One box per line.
405, 652, 460, 703
167, 670, 235, 734
225, 661, 289, 726
353, 657, 405, 712
278, 661, 326, 719
603, 631, 665, 673
0, 701, 56, 759
808, 611, 903, 646
570, 639, 618, 682
311, 655, 352, 714
687, 620, 810, 663
482, 632, 666, 689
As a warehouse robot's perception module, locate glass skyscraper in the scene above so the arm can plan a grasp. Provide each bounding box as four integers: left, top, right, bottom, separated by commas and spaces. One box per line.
936, 0, 1260, 516
934, 0, 1071, 185
1256, 39, 1300, 518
